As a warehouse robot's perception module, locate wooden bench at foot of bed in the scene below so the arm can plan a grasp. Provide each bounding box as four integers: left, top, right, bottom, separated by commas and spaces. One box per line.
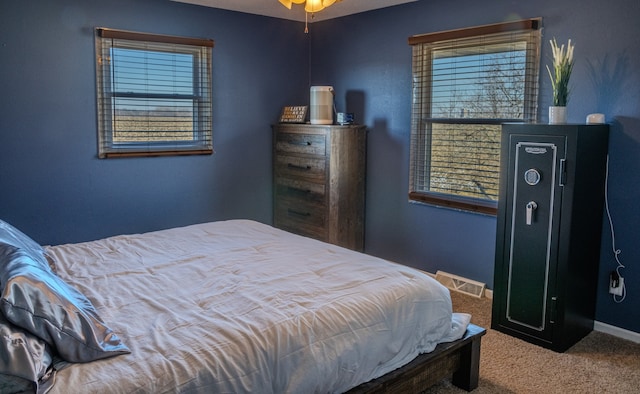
348, 323, 486, 393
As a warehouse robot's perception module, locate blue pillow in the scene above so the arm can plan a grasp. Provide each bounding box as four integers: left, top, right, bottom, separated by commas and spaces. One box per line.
0, 220, 130, 363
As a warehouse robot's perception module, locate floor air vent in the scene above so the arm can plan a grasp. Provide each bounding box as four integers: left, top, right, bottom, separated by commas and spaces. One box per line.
435, 271, 486, 298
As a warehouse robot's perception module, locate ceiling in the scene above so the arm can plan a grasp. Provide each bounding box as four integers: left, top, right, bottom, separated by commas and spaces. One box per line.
171, 0, 418, 22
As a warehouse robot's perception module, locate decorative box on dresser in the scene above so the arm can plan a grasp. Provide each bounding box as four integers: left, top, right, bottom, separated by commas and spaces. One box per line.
272, 123, 367, 251
492, 123, 610, 352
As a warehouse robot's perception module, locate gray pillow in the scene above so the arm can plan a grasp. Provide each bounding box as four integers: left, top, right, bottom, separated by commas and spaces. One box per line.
0, 219, 56, 273
0, 313, 56, 394
0, 220, 130, 363
0, 219, 48, 267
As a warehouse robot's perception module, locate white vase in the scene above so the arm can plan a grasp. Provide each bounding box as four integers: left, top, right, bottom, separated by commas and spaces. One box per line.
549, 106, 567, 124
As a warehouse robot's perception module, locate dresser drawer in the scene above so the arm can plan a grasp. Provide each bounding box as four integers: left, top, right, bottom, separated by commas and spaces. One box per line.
274, 155, 326, 182
274, 198, 326, 240
275, 178, 325, 204
275, 132, 326, 156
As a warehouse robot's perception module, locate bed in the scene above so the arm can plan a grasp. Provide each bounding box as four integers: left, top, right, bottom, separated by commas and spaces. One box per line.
0, 218, 485, 393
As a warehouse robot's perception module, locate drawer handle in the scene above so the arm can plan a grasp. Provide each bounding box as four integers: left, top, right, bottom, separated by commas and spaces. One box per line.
287, 186, 312, 194
289, 140, 312, 146
287, 163, 312, 171
287, 208, 311, 217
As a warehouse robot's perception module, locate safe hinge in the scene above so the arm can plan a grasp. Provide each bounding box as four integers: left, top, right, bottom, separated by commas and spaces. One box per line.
559, 159, 567, 186
549, 296, 557, 324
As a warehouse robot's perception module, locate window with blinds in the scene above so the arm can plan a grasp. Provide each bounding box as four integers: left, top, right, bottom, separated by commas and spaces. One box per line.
95, 28, 214, 158
408, 19, 541, 214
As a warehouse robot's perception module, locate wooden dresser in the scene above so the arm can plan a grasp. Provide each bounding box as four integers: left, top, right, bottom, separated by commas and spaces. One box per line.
272, 124, 367, 251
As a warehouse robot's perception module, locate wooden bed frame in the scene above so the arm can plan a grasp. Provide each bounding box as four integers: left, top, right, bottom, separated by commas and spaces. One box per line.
348, 324, 486, 393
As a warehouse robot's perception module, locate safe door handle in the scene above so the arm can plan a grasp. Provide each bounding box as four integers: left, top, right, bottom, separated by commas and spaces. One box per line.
526, 201, 538, 225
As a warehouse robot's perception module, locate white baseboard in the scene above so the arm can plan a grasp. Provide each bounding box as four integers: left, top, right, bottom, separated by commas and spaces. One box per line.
424, 270, 639, 343
594, 321, 640, 343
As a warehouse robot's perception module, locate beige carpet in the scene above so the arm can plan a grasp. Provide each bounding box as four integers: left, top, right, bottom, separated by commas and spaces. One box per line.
423, 291, 640, 393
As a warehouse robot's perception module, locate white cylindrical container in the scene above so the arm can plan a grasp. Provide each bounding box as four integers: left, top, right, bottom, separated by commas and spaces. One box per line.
310, 86, 334, 125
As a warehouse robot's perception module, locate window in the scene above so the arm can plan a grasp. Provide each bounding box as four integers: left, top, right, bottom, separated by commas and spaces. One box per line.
95, 28, 214, 158
408, 19, 541, 214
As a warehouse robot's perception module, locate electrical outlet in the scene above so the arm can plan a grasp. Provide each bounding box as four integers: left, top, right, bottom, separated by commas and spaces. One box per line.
609, 276, 624, 296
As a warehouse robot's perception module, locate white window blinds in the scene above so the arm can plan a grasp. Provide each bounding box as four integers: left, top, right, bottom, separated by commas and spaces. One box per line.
95, 28, 214, 158
408, 19, 541, 214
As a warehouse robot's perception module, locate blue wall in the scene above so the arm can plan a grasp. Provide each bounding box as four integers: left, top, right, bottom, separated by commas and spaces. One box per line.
1, 0, 639, 333
0, 0, 308, 243
310, 0, 640, 333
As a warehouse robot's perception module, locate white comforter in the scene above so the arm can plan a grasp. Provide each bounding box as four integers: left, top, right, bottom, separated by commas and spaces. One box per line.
46, 219, 467, 393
